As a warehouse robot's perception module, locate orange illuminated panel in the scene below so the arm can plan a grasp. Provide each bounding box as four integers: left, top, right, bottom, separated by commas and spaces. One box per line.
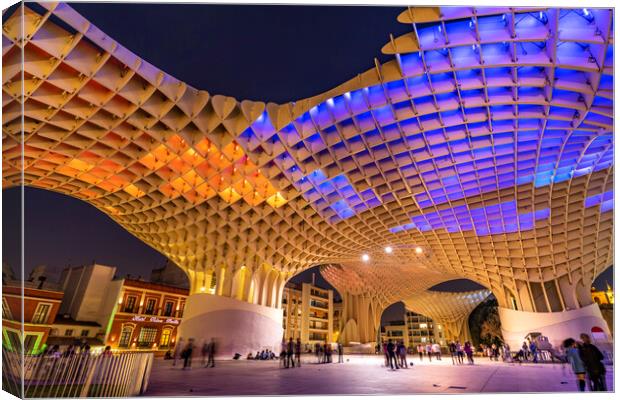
124, 183, 145, 198
266, 191, 287, 208
104, 205, 119, 215
67, 158, 93, 172
77, 188, 99, 199
243, 190, 265, 206
139, 152, 166, 170
170, 176, 191, 194
195, 182, 217, 200
160, 182, 182, 199
181, 170, 204, 188
78, 173, 102, 185
194, 138, 214, 157
218, 187, 241, 204
232, 178, 253, 196
181, 148, 205, 167
221, 141, 245, 162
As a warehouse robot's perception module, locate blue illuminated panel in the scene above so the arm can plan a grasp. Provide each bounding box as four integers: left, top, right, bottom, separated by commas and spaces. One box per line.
390, 201, 549, 235
584, 190, 613, 213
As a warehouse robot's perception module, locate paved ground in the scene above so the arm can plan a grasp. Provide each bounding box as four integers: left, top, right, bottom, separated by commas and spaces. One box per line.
145, 354, 614, 396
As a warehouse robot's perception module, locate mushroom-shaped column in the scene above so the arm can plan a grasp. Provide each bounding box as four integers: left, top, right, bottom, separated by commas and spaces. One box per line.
179, 263, 291, 357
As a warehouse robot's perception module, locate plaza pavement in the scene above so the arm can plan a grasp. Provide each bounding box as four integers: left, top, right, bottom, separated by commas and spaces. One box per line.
144, 354, 614, 396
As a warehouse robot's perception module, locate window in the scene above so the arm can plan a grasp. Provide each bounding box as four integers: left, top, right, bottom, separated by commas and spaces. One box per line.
163, 301, 174, 317
32, 304, 51, 324
145, 299, 156, 315
124, 296, 137, 313
2, 297, 12, 320
160, 329, 171, 347
5, 330, 21, 352
137, 327, 158, 347
80, 329, 89, 337
65, 329, 74, 336
24, 334, 38, 354
119, 326, 133, 347
419, 323, 428, 329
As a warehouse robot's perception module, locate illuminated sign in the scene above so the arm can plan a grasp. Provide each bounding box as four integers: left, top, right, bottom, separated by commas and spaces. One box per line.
131, 315, 179, 324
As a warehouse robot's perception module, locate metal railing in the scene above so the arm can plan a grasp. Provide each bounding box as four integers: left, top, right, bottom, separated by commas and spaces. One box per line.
2, 348, 153, 398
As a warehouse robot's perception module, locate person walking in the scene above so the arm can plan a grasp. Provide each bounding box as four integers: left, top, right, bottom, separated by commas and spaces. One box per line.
315, 342, 321, 364
502, 343, 512, 362
280, 339, 288, 368
529, 340, 538, 363
205, 338, 216, 368
432, 342, 441, 360
295, 338, 302, 367
417, 343, 424, 362
579, 333, 606, 391
425, 343, 433, 362
522, 341, 529, 361
398, 341, 408, 368
464, 341, 474, 365
491, 343, 499, 361
173, 337, 184, 367
337, 342, 344, 363
386, 339, 399, 370
326, 342, 333, 363
455, 341, 464, 364
383, 341, 389, 367
449, 342, 457, 364
201, 340, 209, 366
182, 339, 194, 370
287, 337, 295, 368
563, 338, 586, 391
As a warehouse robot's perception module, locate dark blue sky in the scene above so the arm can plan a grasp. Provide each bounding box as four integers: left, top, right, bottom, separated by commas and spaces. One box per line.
2, 3, 613, 301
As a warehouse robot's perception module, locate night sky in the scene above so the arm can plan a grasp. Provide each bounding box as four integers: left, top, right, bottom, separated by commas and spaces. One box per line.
1, 3, 613, 314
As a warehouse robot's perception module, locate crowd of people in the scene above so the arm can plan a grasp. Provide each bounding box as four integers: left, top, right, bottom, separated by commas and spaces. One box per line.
167, 332, 608, 393
247, 349, 276, 360
170, 337, 217, 370
382, 339, 409, 370
279, 338, 344, 368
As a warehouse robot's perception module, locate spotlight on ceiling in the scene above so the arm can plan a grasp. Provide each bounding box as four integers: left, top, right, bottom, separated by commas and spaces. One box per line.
361, 254, 370, 262
385, 246, 393, 254
415, 246, 423, 254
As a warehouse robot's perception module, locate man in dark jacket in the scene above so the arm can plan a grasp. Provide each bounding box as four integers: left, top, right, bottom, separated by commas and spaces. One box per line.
287, 337, 295, 368
579, 334, 606, 391
386, 339, 399, 370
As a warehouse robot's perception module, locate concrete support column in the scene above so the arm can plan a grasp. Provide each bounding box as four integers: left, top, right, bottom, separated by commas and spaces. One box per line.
178, 293, 284, 357
498, 303, 612, 349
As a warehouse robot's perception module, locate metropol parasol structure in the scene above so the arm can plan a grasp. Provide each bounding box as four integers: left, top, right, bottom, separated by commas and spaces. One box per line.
2, 3, 613, 353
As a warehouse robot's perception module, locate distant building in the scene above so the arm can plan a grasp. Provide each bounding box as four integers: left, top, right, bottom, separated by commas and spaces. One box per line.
56, 263, 189, 353
592, 284, 614, 337
282, 282, 334, 347
380, 320, 409, 346
102, 278, 188, 352
58, 263, 117, 326
2, 284, 63, 354
404, 310, 445, 348
47, 314, 103, 348
591, 283, 614, 305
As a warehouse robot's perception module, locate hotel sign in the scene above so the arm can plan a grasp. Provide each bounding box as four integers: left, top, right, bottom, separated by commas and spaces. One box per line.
131, 315, 179, 325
